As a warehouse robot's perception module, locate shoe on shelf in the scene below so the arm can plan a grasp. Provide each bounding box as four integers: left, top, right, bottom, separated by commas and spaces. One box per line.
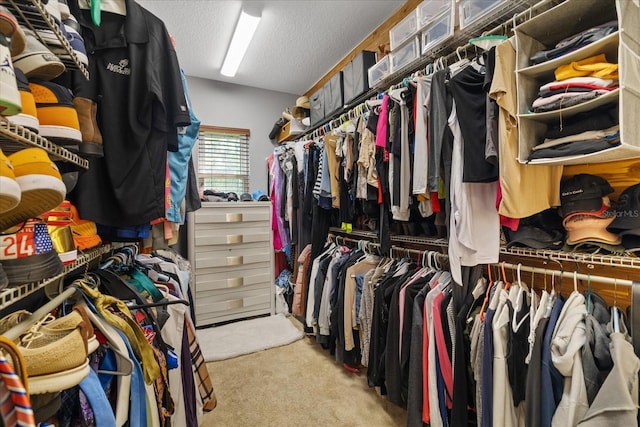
0, 6, 25, 56
0, 148, 66, 232
0, 264, 8, 290
73, 97, 103, 157
29, 80, 82, 145
0, 219, 64, 286
11, 29, 65, 81
0, 33, 21, 116
17, 311, 90, 394
42, 0, 62, 22
37, 15, 68, 48
6, 68, 40, 132
40, 200, 76, 265
50, 20, 88, 67
0, 148, 21, 215
69, 202, 101, 250
58, 0, 71, 20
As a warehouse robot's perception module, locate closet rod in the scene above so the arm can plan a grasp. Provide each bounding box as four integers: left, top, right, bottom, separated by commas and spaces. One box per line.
496, 262, 634, 287
3, 285, 79, 341
294, 0, 560, 143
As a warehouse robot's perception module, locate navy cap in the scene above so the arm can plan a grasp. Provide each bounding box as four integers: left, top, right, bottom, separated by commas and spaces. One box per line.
560, 174, 614, 217
607, 184, 640, 232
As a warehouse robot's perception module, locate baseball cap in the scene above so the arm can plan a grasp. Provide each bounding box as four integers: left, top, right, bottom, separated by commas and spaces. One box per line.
607, 183, 640, 233
504, 226, 565, 249
620, 230, 640, 252
560, 174, 614, 217
503, 208, 565, 249
564, 214, 621, 245
240, 193, 252, 201
226, 192, 238, 201
252, 190, 270, 201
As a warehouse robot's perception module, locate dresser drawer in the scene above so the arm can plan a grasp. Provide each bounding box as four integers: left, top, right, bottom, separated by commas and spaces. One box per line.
195, 264, 271, 292
195, 286, 271, 318
193, 224, 270, 247
194, 242, 271, 269
194, 203, 270, 224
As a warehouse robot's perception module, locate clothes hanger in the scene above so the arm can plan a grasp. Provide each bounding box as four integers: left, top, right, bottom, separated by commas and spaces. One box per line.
469, 34, 507, 51
612, 278, 620, 333
586, 273, 593, 314
501, 261, 511, 290
448, 46, 471, 76
479, 264, 495, 321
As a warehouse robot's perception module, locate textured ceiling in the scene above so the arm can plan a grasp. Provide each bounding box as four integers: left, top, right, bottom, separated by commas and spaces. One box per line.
137, 0, 403, 95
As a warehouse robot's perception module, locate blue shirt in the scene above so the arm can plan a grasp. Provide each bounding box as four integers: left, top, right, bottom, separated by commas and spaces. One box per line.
167, 70, 200, 223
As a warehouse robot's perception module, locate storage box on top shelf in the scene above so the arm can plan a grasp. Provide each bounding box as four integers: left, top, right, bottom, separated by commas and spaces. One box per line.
277, 119, 306, 144
514, 0, 640, 165
420, 4, 456, 55
417, 0, 454, 29
323, 71, 344, 117
310, 88, 325, 126
390, 36, 421, 73
390, 8, 419, 51
458, 0, 508, 29
368, 55, 391, 88
343, 50, 377, 104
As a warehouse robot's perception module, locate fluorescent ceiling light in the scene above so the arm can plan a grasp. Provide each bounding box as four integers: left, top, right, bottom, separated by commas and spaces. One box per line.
220, 9, 261, 77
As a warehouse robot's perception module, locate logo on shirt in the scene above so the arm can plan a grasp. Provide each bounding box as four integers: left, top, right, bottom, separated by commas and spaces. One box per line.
106, 59, 131, 75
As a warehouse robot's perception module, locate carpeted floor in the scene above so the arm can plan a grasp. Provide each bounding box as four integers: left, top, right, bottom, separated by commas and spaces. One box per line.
201, 316, 406, 426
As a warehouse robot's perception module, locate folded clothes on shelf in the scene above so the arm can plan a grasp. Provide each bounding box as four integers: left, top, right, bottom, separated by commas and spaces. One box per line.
545, 104, 618, 139
529, 20, 618, 65
528, 135, 620, 161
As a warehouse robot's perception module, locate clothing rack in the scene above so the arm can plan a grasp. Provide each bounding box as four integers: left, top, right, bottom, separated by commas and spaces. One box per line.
495, 261, 634, 288
292, 0, 561, 143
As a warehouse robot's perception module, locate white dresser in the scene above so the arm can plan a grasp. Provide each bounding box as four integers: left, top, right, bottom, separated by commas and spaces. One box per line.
187, 202, 275, 326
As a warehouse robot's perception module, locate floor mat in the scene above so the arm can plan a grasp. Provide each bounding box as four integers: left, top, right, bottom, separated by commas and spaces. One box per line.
196, 314, 304, 362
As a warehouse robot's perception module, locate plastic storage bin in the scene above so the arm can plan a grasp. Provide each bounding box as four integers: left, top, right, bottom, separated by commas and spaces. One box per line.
390, 9, 419, 50
390, 37, 421, 73
421, 8, 454, 54
417, 0, 453, 29
458, 0, 506, 29
368, 55, 391, 88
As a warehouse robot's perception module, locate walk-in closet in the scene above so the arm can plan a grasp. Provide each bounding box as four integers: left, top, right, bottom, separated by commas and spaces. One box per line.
0, 0, 639, 425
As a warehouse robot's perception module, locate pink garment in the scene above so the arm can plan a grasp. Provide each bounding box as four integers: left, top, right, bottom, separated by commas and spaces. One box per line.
496, 181, 519, 230
376, 95, 390, 148
433, 291, 454, 408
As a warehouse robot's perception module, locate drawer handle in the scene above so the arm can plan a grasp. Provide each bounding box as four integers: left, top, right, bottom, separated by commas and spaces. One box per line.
227, 277, 244, 288
227, 299, 243, 309
227, 256, 243, 266
225, 213, 243, 222
226, 234, 243, 244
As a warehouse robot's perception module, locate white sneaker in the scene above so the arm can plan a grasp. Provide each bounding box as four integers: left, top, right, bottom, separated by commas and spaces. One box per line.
0, 33, 20, 117
43, 0, 62, 22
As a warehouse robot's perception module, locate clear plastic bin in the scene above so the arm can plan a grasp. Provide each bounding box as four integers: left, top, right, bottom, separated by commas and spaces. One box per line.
390, 37, 421, 73
368, 56, 391, 88
421, 10, 454, 54
458, 0, 506, 29
417, 0, 454, 29
390, 9, 419, 50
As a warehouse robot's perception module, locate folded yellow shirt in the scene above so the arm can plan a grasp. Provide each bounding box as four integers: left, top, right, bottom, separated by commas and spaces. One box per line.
555, 53, 618, 81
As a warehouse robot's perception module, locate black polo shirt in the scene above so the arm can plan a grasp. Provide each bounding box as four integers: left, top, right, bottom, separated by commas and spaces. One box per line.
71, 0, 190, 227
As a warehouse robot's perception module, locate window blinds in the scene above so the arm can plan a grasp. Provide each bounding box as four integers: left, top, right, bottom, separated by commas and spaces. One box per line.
197, 126, 250, 194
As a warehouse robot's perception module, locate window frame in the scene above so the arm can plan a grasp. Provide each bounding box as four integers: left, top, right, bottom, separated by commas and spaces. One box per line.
197, 125, 250, 194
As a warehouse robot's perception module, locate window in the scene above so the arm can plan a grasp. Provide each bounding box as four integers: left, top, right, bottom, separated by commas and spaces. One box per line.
197, 126, 250, 193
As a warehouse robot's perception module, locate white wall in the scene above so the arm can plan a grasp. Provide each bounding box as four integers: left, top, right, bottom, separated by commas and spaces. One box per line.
185, 76, 297, 192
